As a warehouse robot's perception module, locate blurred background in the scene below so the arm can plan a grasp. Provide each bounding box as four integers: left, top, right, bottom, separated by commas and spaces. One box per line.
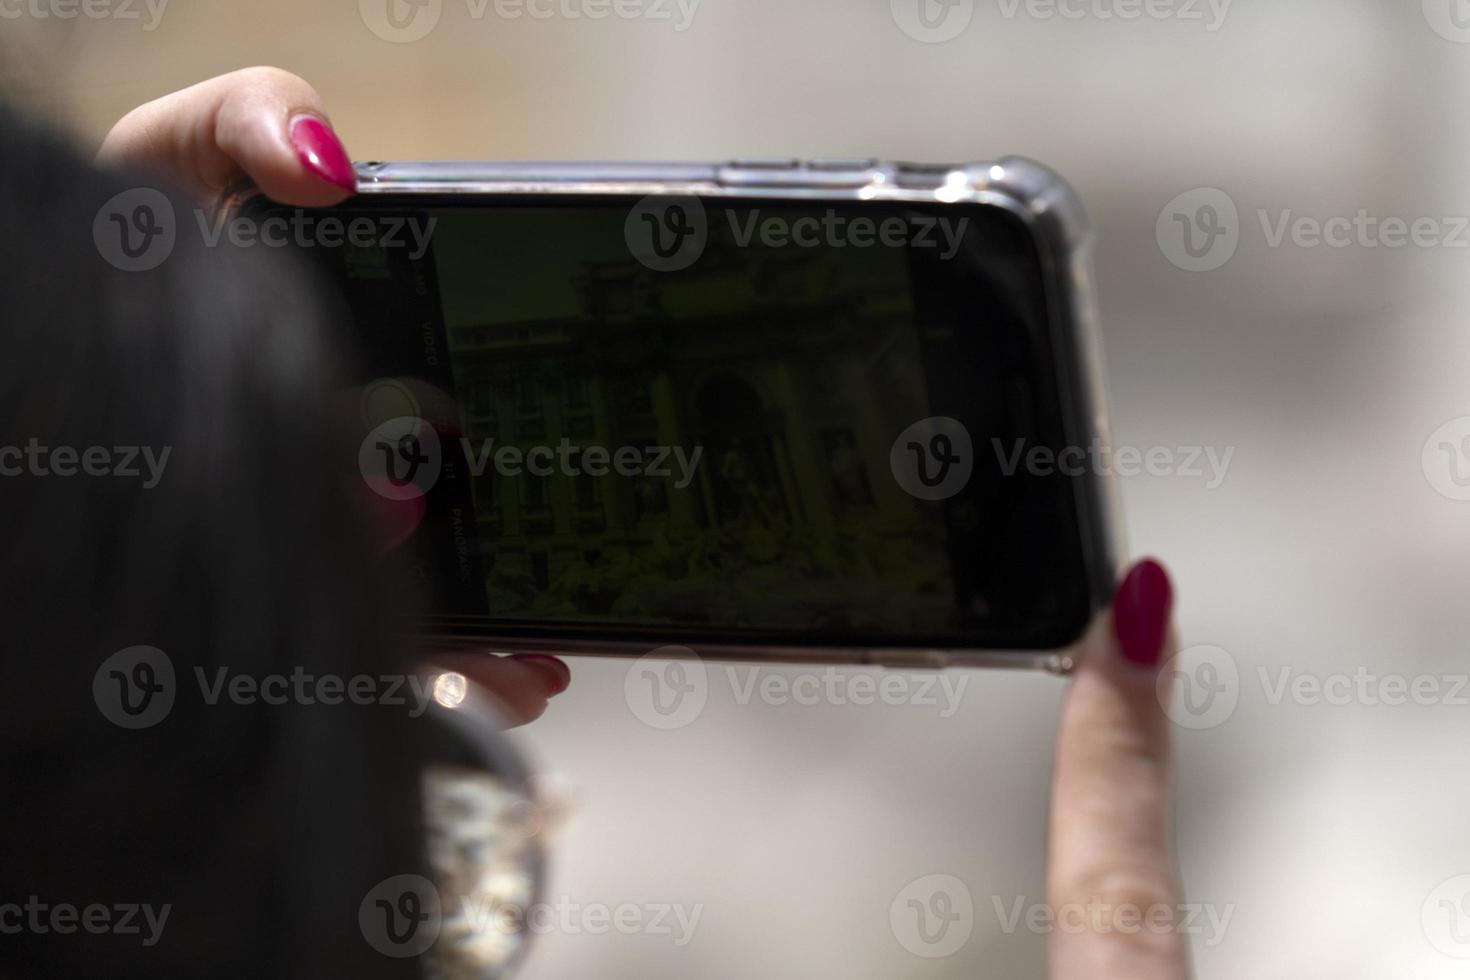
9, 1, 1470, 976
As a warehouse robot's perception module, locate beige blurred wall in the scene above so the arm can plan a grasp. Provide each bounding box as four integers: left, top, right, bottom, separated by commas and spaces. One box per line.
14, 2, 1470, 977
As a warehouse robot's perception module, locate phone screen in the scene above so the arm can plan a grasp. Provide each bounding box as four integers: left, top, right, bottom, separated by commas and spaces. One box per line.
270, 195, 1097, 649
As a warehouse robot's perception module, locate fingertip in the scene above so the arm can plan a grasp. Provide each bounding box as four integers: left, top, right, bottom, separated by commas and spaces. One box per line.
1112, 557, 1174, 670
510, 654, 571, 695
210, 70, 353, 207
287, 114, 357, 194
428, 654, 565, 729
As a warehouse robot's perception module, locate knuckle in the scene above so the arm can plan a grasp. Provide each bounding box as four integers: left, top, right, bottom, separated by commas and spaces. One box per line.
230, 65, 314, 97
1050, 862, 1188, 964
1062, 862, 1180, 927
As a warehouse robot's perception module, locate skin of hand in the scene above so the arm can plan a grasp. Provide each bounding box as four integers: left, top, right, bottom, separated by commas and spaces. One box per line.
97, 66, 572, 727
1048, 558, 1190, 980
99, 73, 1190, 969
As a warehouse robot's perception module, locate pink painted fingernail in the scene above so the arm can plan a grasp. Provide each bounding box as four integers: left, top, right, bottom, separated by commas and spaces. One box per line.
1113, 558, 1173, 668
288, 115, 355, 191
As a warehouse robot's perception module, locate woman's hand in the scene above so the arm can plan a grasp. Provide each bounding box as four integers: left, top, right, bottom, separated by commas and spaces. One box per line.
97, 66, 356, 205
99, 68, 572, 727
1048, 559, 1190, 979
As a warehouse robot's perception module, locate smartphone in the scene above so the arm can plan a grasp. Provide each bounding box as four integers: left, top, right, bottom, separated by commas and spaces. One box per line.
244, 157, 1122, 670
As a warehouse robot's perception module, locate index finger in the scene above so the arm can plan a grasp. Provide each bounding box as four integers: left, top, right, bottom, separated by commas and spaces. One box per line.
1047, 559, 1191, 980
96, 66, 356, 206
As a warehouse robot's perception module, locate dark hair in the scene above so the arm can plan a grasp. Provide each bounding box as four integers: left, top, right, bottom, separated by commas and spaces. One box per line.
0, 103, 426, 977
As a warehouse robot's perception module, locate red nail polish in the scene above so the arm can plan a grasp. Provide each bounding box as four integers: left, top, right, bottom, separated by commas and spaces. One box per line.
1113, 558, 1172, 667
512, 654, 571, 694
289, 115, 355, 191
